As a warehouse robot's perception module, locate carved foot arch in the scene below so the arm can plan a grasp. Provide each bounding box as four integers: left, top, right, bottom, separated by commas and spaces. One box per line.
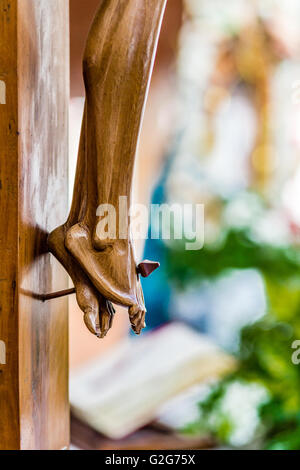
49, 0, 165, 337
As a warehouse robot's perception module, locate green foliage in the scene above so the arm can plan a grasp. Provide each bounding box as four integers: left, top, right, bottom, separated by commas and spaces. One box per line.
167, 228, 300, 449
166, 229, 300, 287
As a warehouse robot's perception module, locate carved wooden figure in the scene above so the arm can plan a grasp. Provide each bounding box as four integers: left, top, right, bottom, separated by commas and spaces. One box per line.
49, 0, 165, 338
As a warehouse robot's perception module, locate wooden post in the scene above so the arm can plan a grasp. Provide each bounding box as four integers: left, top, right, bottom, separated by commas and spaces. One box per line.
0, 0, 70, 450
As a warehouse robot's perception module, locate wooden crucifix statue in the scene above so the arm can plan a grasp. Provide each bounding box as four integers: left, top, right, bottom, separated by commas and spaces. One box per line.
49, 0, 166, 339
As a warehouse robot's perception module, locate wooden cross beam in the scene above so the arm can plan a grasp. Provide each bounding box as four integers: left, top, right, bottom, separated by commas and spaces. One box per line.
0, 0, 69, 450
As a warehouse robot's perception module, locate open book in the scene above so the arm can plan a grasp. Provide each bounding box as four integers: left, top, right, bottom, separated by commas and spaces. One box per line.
70, 323, 236, 439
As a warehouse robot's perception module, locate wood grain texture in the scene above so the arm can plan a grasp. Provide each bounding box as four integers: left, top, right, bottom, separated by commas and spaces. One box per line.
0, 0, 69, 450
0, 0, 20, 450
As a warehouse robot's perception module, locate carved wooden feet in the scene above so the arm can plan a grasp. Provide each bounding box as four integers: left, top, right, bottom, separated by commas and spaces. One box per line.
48, 0, 166, 338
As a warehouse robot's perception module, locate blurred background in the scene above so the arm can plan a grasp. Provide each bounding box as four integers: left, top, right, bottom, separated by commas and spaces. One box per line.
69, 0, 300, 450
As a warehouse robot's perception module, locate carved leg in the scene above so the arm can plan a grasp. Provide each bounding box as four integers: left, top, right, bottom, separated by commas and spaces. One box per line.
65, 0, 167, 334
48, 107, 114, 338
